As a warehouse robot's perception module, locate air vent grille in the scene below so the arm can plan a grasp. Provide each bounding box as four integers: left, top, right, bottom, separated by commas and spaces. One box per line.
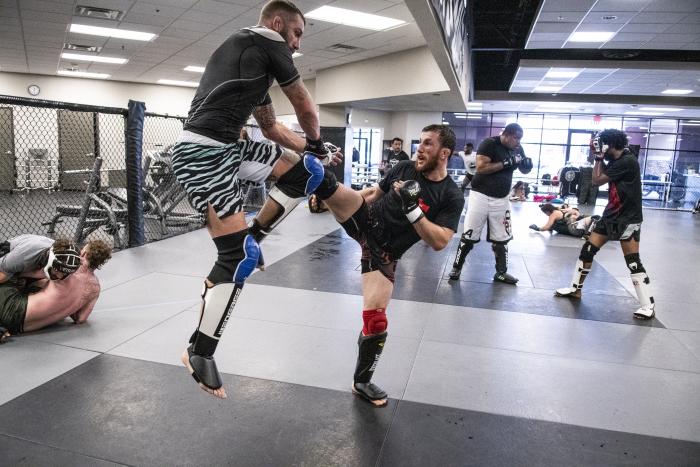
74, 5, 124, 21
327, 43, 363, 52
64, 43, 102, 53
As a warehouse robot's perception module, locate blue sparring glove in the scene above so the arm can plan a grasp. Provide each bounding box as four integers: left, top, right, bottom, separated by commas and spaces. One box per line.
397, 180, 424, 223
502, 152, 523, 169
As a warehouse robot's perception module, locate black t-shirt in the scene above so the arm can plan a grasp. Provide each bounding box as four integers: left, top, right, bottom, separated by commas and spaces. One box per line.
470, 136, 521, 198
184, 27, 300, 144
383, 150, 410, 169
374, 160, 464, 257
602, 150, 643, 223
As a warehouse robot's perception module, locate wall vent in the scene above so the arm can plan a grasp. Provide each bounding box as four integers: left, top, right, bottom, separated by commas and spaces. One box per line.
327, 43, 363, 52
74, 5, 124, 21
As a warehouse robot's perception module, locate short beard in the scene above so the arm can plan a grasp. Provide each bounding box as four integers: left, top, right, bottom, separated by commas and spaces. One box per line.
416, 157, 438, 173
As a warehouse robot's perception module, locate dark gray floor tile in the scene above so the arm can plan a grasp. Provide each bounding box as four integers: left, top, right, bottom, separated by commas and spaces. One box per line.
0, 355, 394, 467
435, 279, 664, 327
0, 434, 124, 466
379, 402, 700, 467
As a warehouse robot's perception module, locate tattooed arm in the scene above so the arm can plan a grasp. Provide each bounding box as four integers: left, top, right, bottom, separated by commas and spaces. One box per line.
252, 103, 306, 152
280, 79, 320, 141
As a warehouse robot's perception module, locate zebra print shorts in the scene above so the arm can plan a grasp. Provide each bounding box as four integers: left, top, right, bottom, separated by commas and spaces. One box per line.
172, 140, 282, 218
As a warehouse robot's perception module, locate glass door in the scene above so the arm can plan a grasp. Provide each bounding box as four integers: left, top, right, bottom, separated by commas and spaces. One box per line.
566, 130, 595, 166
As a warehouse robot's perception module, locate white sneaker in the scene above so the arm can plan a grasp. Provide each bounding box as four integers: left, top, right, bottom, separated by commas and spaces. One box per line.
555, 287, 580, 298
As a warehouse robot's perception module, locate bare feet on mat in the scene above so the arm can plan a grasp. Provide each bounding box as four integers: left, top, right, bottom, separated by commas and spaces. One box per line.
181, 349, 227, 399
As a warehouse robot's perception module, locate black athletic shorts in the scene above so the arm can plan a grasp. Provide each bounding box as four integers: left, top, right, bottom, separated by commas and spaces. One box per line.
340, 202, 397, 282
593, 220, 641, 241
0, 279, 28, 334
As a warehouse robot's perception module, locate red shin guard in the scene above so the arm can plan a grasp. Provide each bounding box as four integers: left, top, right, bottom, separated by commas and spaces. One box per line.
362, 308, 387, 335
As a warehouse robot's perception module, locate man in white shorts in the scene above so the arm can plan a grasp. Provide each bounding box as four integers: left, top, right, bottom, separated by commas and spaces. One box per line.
448, 123, 533, 284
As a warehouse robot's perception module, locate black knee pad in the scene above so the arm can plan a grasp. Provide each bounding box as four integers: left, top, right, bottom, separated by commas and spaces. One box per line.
275, 157, 321, 198
624, 253, 646, 273
314, 167, 339, 200
208, 229, 260, 284
578, 241, 600, 262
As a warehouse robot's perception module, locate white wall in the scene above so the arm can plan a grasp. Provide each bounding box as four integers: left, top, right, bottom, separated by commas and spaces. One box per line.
388, 111, 443, 157
0, 72, 194, 116
315, 47, 449, 104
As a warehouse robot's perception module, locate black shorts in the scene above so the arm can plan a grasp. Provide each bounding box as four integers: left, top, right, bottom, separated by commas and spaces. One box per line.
593, 220, 641, 241
0, 280, 28, 334
340, 202, 397, 282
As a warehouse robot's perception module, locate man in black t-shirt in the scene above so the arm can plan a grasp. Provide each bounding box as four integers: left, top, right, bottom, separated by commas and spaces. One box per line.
172, 1, 343, 399
379, 137, 409, 176
311, 125, 464, 407
448, 123, 533, 284
555, 129, 655, 320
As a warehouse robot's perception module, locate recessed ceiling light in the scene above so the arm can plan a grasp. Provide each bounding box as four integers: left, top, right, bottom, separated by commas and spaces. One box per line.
70, 23, 156, 41
306, 6, 405, 30
568, 31, 616, 42
158, 79, 199, 87
184, 65, 205, 73
292, 52, 302, 58
533, 86, 562, 93
624, 111, 663, 116
661, 89, 692, 95
57, 70, 109, 79
544, 70, 580, 79
61, 52, 127, 64
638, 107, 682, 112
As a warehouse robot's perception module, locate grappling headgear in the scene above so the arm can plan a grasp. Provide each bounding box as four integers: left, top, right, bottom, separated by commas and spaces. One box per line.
44, 243, 81, 278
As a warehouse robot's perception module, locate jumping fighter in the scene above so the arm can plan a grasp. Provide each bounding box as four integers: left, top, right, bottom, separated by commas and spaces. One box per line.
448, 123, 533, 284
171, 0, 341, 398
310, 124, 464, 406
555, 129, 655, 320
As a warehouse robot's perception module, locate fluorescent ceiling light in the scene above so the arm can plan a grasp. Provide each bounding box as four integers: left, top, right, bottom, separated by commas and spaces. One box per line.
544, 70, 580, 79
533, 86, 561, 93
661, 89, 692, 95
467, 114, 483, 119
70, 23, 156, 41
57, 70, 109, 79
454, 115, 467, 119
158, 79, 199, 87
568, 31, 615, 42
624, 111, 663, 116
292, 52, 302, 58
61, 52, 127, 64
306, 6, 405, 31
638, 107, 682, 112
184, 65, 205, 73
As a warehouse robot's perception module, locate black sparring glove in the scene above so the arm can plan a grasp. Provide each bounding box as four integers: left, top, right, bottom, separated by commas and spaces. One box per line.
591, 137, 607, 161
529, 224, 540, 231
519, 157, 533, 174
502, 152, 523, 170
398, 180, 424, 224
304, 137, 326, 156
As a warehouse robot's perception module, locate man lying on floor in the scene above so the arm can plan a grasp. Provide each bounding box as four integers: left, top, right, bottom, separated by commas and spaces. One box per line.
0, 240, 111, 343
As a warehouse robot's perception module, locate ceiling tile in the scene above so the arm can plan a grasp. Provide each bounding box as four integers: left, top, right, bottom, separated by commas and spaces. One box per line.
581, 11, 636, 23
540, 0, 595, 12
630, 12, 687, 23
19, 0, 72, 14
590, 0, 651, 11
620, 23, 670, 33
643, 0, 699, 13
536, 12, 585, 23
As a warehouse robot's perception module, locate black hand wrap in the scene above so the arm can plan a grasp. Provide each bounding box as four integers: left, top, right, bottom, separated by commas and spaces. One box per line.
529, 224, 540, 231
519, 157, 533, 174
304, 137, 326, 156
398, 180, 424, 224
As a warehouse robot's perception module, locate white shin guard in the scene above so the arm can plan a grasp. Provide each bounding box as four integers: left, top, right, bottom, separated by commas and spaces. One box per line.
198, 281, 242, 341
631, 272, 655, 319
556, 259, 590, 296
264, 186, 303, 233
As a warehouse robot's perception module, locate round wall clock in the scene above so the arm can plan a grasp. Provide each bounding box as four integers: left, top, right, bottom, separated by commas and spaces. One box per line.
27, 84, 41, 96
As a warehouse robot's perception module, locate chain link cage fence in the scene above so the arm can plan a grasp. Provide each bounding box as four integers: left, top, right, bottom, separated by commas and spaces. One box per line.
0, 96, 205, 251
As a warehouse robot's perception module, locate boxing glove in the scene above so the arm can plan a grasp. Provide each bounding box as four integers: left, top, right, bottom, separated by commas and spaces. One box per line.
398, 180, 424, 224
502, 153, 522, 169
519, 157, 533, 174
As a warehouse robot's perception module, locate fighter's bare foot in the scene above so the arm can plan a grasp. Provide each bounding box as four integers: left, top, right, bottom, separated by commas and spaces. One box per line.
352, 382, 388, 407
181, 349, 227, 399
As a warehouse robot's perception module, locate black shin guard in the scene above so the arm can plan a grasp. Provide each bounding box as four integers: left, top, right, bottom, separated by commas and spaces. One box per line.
353, 332, 388, 403
449, 235, 474, 280
493, 243, 508, 274
624, 253, 646, 273
354, 332, 387, 384
314, 168, 339, 200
